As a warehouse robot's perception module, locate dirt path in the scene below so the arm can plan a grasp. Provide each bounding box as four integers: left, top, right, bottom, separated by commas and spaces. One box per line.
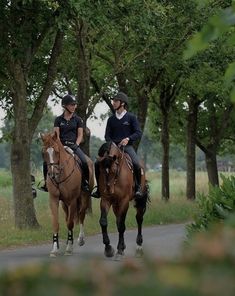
0, 223, 187, 271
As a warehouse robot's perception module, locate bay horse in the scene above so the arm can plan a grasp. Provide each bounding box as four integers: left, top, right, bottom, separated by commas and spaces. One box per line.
97, 141, 149, 259
41, 131, 94, 257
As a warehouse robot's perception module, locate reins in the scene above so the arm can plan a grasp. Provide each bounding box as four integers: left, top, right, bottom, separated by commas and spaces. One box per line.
47, 150, 77, 187
106, 144, 126, 186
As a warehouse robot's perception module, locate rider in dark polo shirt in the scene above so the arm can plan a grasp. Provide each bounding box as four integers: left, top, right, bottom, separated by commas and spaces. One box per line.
92, 91, 143, 199
40, 94, 90, 193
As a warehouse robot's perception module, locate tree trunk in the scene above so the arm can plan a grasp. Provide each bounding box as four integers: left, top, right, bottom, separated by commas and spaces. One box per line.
11, 64, 39, 228
161, 110, 170, 200
205, 148, 219, 186
137, 91, 148, 133
11, 141, 39, 229
9, 30, 63, 228
186, 96, 199, 200
75, 19, 91, 156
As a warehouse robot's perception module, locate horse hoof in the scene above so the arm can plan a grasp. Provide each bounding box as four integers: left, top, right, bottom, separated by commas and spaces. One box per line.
50, 252, 58, 258
64, 251, 73, 256
114, 252, 124, 261
135, 247, 144, 258
104, 245, 115, 258
78, 238, 85, 246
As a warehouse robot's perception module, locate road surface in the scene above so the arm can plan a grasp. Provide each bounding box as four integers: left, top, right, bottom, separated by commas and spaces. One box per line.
0, 223, 187, 271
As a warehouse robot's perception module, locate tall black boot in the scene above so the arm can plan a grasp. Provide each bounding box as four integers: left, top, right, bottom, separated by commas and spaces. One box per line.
81, 161, 90, 193
91, 161, 100, 198
134, 167, 143, 199
39, 161, 48, 192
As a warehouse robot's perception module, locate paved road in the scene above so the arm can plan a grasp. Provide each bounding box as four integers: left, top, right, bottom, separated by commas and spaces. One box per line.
0, 223, 186, 271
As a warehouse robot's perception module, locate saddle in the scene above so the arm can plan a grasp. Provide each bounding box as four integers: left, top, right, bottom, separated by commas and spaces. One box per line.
124, 153, 133, 172
64, 146, 82, 171
97, 142, 133, 172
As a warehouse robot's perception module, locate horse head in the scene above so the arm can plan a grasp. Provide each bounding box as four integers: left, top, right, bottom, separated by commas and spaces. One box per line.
41, 131, 62, 182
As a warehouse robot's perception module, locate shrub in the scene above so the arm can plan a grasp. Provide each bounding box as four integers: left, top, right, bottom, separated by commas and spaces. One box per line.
0, 170, 12, 188
187, 175, 235, 237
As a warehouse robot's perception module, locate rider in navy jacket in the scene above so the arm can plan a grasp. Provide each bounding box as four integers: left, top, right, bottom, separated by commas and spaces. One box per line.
92, 91, 143, 199
105, 112, 142, 145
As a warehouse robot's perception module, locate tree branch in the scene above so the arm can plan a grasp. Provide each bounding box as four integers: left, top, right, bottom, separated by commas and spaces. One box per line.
29, 30, 64, 136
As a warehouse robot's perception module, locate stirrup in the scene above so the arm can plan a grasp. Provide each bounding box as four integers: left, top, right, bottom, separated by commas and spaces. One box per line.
82, 185, 90, 193
91, 187, 100, 199
81, 180, 90, 193
134, 186, 143, 199
38, 184, 48, 192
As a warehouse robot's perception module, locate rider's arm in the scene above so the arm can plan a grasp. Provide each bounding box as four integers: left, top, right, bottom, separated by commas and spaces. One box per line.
104, 118, 112, 142
129, 114, 142, 142
76, 127, 83, 145
54, 126, 60, 138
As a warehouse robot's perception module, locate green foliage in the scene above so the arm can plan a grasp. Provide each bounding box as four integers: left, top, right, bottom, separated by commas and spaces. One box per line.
184, 2, 235, 101
0, 170, 12, 187
0, 219, 234, 295
184, 4, 235, 59
187, 175, 235, 236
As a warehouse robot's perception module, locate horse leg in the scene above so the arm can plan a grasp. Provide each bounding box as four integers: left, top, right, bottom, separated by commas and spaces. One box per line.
77, 192, 88, 246
77, 209, 86, 246
49, 197, 60, 257
64, 200, 76, 255
65, 229, 74, 256
113, 203, 128, 259
99, 200, 114, 258
77, 223, 85, 246
135, 206, 146, 257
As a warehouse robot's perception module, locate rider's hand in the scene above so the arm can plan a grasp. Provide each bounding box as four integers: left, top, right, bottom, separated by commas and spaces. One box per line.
119, 137, 129, 146
71, 143, 79, 151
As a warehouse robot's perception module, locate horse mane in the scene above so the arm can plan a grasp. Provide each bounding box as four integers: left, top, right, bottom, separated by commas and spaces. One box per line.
41, 131, 63, 150
98, 141, 112, 157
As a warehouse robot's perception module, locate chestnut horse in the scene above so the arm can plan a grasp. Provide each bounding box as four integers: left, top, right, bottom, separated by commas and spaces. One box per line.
41, 132, 94, 257
97, 142, 149, 259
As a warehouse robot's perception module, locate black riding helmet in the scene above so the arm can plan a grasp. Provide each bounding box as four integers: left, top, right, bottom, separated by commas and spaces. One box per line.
113, 92, 128, 105
61, 94, 77, 106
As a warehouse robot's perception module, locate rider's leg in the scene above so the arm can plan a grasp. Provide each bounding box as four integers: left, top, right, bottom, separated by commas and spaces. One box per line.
39, 161, 48, 192
91, 161, 100, 198
74, 146, 90, 192
124, 145, 143, 198
133, 165, 143, 198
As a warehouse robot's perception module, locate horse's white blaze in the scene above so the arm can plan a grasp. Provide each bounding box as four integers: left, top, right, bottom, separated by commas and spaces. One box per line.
47, 147, 55, 173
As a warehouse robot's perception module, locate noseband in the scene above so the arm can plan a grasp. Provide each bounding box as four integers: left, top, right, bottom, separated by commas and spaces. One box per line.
102, 145, 126, 191
46, 146, 75, 185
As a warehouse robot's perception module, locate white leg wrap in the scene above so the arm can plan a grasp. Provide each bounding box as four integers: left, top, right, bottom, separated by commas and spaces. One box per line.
50, 242, 59, 257
77, 224, 85, 246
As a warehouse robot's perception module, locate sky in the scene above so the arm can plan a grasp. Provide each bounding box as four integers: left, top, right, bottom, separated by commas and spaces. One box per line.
48, 99, 109, 140
0, 101, 109, 140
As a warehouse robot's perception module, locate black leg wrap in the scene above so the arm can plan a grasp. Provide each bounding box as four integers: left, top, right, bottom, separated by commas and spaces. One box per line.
53, 234, 59, 249
67, 230, 74, 244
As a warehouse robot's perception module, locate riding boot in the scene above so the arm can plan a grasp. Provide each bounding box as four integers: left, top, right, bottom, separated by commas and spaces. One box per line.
91, 161, 100, 198
39, 161, 48, 192
81, 162, 90, 193
134, 167, 143, 199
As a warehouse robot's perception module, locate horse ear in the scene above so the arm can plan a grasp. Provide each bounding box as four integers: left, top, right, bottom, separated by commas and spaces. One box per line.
52, 130, 59, 141
39, 132, 45, 141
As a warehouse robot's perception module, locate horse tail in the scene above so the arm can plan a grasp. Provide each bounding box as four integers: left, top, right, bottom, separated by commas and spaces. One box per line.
134, 180, 150, 209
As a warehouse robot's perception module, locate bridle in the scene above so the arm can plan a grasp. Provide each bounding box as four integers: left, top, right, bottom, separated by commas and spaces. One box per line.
103, 143, 125, 189
45, 146, 76, 186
